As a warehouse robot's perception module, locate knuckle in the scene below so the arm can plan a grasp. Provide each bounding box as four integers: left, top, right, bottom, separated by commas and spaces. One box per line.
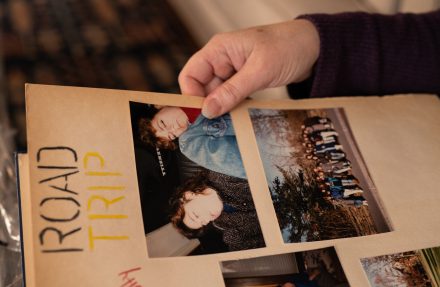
210, 33, 225, 43
209, 32, 233, 48
177, 72, 185, 86
220, 81, 241, 104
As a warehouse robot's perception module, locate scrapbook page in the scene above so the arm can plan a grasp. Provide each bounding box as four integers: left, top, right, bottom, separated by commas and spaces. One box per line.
19, 84, 440, 286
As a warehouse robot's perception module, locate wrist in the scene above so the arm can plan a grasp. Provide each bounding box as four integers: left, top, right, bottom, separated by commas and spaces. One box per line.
288, 18, 320, 82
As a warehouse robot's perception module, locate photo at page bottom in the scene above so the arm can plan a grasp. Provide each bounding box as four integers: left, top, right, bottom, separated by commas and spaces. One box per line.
221, 247, 349, 286
361, 246, 440, 287
249, 108, 390, 243
129, 102, 265, 257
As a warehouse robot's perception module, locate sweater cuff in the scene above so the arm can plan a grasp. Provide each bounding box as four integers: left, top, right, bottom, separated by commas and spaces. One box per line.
292, 10, 440, 98
294, 13, 377, 98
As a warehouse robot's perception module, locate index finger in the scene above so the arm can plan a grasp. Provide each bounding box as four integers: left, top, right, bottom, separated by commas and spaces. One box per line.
178, 51, 215, 97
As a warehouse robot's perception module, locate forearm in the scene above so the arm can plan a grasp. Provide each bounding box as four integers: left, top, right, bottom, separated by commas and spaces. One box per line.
290, 10, 440, 98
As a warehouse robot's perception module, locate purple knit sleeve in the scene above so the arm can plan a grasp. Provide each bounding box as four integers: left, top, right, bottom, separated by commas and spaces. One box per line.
288, 10, 440, 98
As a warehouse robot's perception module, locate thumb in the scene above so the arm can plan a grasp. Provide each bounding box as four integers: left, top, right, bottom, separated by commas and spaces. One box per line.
202, 64, 264, 118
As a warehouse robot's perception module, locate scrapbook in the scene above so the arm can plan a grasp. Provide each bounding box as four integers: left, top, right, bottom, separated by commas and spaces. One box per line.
18, 84, 440, 286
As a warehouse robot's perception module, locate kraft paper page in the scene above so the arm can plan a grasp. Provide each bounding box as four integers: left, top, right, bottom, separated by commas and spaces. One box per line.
24, 84, 440, 286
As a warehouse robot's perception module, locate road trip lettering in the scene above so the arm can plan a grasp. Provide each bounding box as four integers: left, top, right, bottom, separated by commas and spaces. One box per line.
36, 146, 129, 253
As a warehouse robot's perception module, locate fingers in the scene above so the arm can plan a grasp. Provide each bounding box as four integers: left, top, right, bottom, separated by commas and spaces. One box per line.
202, 59, 265, 118
178, 51, 214, 97
205, 76, 225, 94
179, 19, 321, 119
179, 42, 236, 98
179, 30, 267, 118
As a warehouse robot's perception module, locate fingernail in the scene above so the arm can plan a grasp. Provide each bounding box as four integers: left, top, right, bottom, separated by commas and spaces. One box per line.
202, 98, 221, 119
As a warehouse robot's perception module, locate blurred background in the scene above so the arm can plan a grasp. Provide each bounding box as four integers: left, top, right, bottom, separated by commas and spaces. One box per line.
0, 0, 438, 286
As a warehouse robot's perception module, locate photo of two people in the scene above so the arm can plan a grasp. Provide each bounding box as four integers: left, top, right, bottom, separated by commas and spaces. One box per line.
129, 102, 265, 257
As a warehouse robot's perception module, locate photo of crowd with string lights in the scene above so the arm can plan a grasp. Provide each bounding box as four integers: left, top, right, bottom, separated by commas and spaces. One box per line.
361, 246, 440, 286
249, 108, 390, 243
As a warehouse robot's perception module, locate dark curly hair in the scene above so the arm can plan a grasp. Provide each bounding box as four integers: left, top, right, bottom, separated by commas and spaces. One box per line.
138, 116, 177, 150
169, 173, 217, 238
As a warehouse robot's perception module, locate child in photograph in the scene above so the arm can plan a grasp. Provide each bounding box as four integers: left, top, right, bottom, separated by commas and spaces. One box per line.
169, 170, 265, 252
131, 103, 183, 233
139, 105, 247, 179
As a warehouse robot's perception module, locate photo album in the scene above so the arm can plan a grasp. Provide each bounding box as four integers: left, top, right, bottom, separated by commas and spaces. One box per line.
18, 84, 440, 286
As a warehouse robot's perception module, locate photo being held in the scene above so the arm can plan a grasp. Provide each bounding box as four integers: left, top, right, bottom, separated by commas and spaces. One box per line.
139, 105, 247, 179
130, 102, 264, 256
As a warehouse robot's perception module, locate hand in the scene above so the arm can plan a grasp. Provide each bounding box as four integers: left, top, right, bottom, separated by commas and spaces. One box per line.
178, 19, 320, 118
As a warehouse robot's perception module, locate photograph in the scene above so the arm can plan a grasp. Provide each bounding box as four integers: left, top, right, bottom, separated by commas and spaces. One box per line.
249, 108, 390, 243
221, 247, 349, 287
129, 101, 265, 257
361, 246, 440, 287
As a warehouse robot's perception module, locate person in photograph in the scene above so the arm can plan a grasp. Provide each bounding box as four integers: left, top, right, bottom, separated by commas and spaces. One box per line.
304, 130, 339, 145
306, 149, 346, 161
315, 159, 352, 175
138, 105, 247, 179
169, 170, 265, 252
131, 103, 183, 233
304, 135, 338, 148
302, 122, 334, 136
302, 116, 332, 129
323, 176, 359, 189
